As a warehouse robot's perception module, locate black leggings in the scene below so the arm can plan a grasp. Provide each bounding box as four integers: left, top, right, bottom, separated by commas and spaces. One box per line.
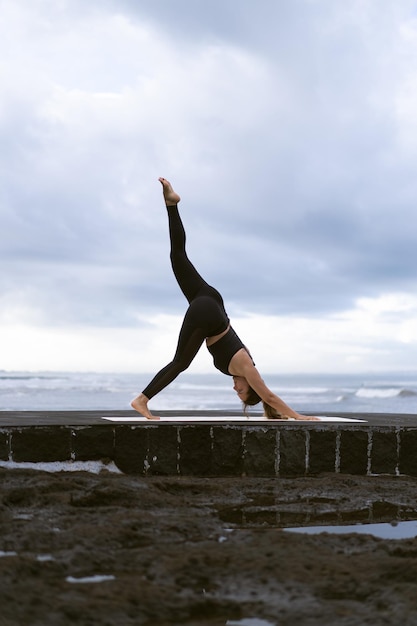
142, 205, 229, 399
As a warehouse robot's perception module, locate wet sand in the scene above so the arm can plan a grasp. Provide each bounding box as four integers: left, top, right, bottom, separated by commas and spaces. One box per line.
2, 468, 417, 625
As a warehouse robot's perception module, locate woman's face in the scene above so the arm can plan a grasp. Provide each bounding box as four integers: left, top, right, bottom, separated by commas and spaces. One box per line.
232, 376, 250, 401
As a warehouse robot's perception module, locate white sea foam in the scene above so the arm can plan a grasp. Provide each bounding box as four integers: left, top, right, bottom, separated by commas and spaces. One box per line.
356, 387, 415, 399
174, 382, 232, 391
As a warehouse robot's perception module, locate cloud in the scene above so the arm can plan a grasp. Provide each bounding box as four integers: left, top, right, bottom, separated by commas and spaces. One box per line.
1, 0, 417, 372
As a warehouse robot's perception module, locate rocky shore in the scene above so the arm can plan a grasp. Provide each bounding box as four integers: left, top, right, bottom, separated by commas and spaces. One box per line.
2, 468, 417, 625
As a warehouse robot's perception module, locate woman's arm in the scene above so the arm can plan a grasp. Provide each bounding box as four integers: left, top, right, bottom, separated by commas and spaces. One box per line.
246, 367, 318, 420
230, 351, 319, 420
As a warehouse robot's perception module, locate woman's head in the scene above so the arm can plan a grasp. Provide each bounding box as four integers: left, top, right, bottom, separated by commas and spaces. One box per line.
233, 377, 286, 419
233, 376, 262, 414
232, 376, 251, 401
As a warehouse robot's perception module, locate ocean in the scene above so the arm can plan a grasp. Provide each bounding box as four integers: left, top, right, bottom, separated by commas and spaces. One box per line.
1, 370, 416, 414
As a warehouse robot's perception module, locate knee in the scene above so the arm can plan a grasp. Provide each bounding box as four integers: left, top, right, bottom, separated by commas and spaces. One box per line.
173, 357, 192, 373
170, 250, 187, 267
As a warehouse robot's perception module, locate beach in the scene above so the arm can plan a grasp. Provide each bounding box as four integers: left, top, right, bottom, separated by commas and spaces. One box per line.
2, 372, 417, 624
2, 468, 417, 625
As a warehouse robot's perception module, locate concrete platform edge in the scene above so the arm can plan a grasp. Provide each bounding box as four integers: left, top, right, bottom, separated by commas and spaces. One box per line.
1, 410, 417, 476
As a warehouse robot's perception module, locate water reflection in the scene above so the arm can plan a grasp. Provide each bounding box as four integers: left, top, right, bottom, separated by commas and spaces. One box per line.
218, 496, 417, 539
226, 617, 274, 626
285, 519, 417, 540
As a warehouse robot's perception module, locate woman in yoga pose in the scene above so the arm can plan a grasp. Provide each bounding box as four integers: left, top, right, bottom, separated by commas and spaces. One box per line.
131, 178, 317, 421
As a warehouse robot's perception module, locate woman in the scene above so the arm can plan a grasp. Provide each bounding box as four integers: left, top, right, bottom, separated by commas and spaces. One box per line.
131, 178, 318, 421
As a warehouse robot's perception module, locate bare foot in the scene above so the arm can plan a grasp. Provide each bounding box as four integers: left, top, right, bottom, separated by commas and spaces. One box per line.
158, 177, 181, 206
130, 394, 160, 420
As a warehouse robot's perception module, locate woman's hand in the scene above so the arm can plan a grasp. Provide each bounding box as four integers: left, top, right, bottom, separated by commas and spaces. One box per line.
293, 414, 320, 421
270, 413, 320, 421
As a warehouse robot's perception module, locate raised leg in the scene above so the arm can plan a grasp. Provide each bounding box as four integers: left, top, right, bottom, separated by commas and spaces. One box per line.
130, 178, 226, 419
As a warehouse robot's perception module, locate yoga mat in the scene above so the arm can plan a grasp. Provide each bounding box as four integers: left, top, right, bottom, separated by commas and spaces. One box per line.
102, 415, 367, 423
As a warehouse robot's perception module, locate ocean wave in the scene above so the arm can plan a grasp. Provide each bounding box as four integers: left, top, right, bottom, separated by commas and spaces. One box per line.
174, 382, 232, 392
2, 371, 417, 412
336, 395, 348, 402
399, 389, 417, 397
276, 387, 331, 397
0, 374, 67, 380
356, 387, 417, 399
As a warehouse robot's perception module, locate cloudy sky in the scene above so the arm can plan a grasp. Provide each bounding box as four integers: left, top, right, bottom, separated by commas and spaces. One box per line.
1, 0, 417, 375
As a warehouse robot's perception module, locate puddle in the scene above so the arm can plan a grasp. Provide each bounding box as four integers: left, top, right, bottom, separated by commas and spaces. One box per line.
226, 617, 274, 626
219, 498, 417, 532
66, 575, 115, 584
285, 519, 417, 540
219, 496, 417, 539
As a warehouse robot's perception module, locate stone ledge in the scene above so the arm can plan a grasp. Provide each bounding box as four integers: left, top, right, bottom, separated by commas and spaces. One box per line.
1, 413, 416, 477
